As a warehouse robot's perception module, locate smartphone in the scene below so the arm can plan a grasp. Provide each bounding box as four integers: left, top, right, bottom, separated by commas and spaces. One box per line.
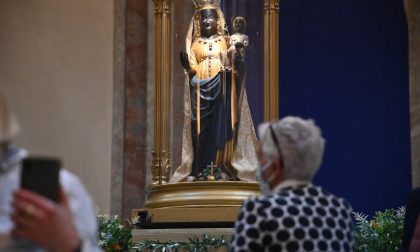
20, 157, 61, 203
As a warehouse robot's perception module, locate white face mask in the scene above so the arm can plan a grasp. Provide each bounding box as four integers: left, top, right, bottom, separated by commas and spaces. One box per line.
256, 161, 272, 195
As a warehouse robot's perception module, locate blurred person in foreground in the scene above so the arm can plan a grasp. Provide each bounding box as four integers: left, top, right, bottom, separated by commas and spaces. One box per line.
0, 94, 102, 252
409, 215, 420, 251
230, 116, 355, 252
400, 188, 420, 251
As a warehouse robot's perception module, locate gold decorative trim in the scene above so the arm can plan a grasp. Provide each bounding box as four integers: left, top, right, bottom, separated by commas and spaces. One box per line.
264, 0, 280, 121
133, 206, 242, 224
151, 0, 174, 184
144, 181, 260, 208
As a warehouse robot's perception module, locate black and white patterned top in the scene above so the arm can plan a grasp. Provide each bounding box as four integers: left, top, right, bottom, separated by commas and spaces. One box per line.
230, 183, 355, 252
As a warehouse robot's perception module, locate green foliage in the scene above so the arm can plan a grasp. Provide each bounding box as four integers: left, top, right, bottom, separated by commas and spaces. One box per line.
96, 207, 406, 252
353, 207, 405, 252
98, 214, 133, 252
132, 234, 229, 252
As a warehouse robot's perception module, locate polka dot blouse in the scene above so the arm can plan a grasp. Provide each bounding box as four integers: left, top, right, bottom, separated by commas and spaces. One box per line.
230, 184, 354, 252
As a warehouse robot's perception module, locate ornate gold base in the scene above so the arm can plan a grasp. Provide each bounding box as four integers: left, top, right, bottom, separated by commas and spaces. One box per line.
145, 181, 260, 208
134, 181, 260, 227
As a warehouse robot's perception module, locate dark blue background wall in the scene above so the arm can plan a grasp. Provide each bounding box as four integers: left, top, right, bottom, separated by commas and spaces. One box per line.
223, 0, 412, 215
279, 0, 411, 215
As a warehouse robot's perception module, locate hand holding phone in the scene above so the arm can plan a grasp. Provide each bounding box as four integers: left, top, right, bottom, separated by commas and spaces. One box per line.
20, 157, 61, 203
12, 186, 82, 252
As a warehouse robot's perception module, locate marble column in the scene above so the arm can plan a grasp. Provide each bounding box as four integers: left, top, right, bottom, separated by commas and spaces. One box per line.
405, 0, 420, 187
121, 0, 149, 218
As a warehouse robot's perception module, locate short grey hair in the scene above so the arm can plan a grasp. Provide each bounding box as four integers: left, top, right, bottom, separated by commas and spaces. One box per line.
0, 93, 19, 143
257, 116, 325, 181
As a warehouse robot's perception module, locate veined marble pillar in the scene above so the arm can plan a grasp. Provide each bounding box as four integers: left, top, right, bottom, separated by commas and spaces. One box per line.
405, 0, 420, 187
121, 0, 149, 218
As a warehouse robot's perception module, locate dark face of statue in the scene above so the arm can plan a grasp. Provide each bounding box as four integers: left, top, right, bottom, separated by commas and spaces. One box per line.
233, 17, 245, 33
200, 9, 218, 38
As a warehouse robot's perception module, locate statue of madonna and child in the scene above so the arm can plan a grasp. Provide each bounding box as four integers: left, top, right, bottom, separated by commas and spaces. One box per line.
170, 0, 258, 183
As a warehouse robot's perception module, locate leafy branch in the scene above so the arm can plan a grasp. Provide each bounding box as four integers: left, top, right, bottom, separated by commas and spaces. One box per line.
132, 234, 229, 252
353, 207, 405, 252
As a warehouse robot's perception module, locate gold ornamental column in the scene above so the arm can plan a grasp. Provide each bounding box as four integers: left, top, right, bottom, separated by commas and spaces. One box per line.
152, 0, 173, 184
264, 0, 280, 121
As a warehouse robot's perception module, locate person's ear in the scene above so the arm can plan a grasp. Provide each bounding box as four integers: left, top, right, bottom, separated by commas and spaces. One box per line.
268, 159, 284, 188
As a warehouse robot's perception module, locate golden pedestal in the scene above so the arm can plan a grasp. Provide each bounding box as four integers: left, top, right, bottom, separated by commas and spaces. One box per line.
133, 181, 260, 228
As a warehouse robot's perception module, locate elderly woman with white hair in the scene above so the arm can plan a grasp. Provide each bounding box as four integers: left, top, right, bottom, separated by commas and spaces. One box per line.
0, 94, 102, 252
230, 116, 355, 252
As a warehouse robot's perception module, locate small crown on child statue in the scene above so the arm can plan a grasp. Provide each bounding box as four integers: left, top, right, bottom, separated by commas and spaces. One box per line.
192, 0, 220, 10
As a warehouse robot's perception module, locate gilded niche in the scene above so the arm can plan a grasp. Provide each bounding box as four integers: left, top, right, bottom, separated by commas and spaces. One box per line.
170, 0, 259, 183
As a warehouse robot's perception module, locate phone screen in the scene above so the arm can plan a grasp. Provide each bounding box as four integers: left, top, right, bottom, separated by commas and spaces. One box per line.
20, 157, 61, 203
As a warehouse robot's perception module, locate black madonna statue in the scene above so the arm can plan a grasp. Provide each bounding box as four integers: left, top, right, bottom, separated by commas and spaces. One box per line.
170, 0, 258, 183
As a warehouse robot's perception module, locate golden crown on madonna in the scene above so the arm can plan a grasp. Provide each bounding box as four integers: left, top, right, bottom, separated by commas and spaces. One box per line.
192, 0, 220, 10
